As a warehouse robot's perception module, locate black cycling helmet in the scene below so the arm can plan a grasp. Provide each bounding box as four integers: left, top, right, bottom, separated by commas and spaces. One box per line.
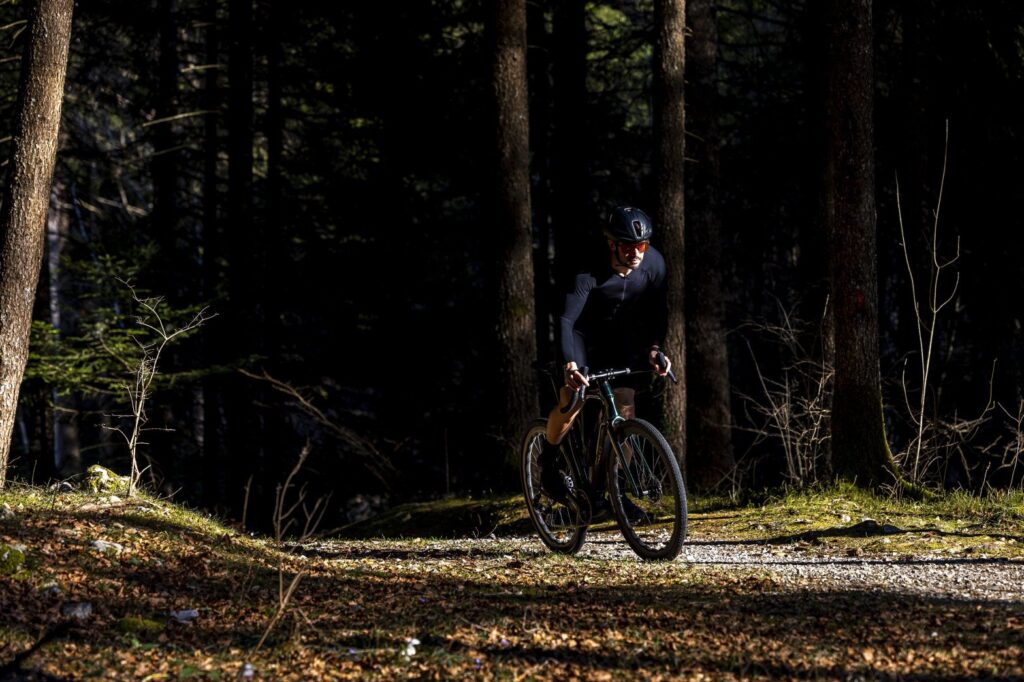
604, 206, 653, 243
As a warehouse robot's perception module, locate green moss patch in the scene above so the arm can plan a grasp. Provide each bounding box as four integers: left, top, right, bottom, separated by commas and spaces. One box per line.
117, 616, 166, 636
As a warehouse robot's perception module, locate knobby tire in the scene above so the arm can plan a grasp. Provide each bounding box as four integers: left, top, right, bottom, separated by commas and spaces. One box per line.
520, 419, 587, 554
607, 418, 687, 561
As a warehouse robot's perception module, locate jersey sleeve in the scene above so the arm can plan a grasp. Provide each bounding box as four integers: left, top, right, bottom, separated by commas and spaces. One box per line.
648, 249, 669, 348
559, 274, 594, 366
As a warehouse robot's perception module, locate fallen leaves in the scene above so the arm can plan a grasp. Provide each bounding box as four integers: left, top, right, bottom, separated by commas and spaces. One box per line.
1, 490, 1023, 680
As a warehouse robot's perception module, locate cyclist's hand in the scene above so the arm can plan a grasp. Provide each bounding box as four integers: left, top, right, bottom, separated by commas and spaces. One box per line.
649, 349, 672, 377
564, 362, 589, 391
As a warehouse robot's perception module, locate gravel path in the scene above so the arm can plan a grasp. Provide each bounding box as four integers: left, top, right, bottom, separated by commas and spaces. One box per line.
560, 528, 1024, 604
327, 530, 1024, 605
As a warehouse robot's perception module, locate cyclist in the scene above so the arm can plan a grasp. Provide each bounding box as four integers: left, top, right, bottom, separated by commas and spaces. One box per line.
539, 205, 673, 516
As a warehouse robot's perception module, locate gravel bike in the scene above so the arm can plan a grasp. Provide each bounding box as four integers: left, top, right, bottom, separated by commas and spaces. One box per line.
520, 362, 687, 561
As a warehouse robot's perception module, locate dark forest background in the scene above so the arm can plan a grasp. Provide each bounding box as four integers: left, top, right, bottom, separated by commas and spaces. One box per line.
2, 0, 1022, 528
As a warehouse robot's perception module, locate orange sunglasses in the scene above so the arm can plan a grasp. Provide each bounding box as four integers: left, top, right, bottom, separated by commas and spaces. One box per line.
616, 240, 649, 254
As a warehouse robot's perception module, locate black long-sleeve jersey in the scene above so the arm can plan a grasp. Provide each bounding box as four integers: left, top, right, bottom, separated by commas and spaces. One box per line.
558, 246, 668, 371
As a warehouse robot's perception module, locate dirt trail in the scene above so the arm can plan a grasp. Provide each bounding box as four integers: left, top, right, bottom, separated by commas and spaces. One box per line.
563, 527, 1024, 603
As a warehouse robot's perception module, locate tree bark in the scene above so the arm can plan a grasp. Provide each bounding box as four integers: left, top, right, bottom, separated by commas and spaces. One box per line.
265, 0, 285, 355
0, 0, 74, 488
152, 0, 181, 281
654, 0, 687, 472
45, 183, 80, 477
492, 0, 538, 464
527, 0, 553, 365
551, 0, 588, 287
200, 0, 224, 508
226, 0, 261, 508
684, 0, 734, 490
824, 0, 896, 486
228, 0, 256, 333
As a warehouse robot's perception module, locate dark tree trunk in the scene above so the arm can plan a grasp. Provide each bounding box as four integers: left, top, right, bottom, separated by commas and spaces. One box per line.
551, 0, 588, 286
491, 0, 538, 464
0, 0, 74, 488
226, 0, 261, 509
228, 0, 256, 332
527, 0, 553, 366
201, 0, 225, 508
654, 0, 687, 471
684, 0, 734, 491
265, 0, 285, 356
152, 0, 181, 280
824, 0, 896, 486
45, 183, 80, 478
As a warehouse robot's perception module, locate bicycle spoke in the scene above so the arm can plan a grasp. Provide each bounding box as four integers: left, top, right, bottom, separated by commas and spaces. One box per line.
608, 419, 687, 561
520, 420, 587, 554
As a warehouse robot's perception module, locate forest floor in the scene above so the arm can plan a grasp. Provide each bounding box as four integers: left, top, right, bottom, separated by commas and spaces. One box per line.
1, 483, 1023, 680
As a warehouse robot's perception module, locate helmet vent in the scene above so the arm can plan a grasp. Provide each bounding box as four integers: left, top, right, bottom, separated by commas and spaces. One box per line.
632, 220, 643, 238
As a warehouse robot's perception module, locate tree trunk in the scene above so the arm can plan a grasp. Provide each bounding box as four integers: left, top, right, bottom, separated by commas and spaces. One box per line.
226, 0, 260, 509
527, 0, 553, 365
265, 0, 285, 356
201, 0, 225, 508
654, 0, 687, 472
492, 0, 538, 465
152, 0, 181, 283
46, 183, 80, 477
228, 0, 256, 332
551, 0, 588, 286
824, 0, 896, 486
0, 0, 74, 488
684, 0, 734, 491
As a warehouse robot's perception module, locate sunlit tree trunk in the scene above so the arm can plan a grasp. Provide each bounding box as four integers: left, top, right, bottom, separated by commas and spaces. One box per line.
654, 0, 687, 471
685, 0, 733, 490
824, 0, 896, 486
491, 0, 538, 465
0, 0, 74, 488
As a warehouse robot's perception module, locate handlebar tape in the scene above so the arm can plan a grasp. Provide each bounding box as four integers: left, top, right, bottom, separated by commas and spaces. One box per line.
655, 350, 680, 384
559, 366, 588, 414
560, 386, 584, 414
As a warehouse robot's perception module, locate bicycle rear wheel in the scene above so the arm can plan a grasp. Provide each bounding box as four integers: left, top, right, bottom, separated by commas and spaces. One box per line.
520, 419, 587, 554
606, 418, 687, 561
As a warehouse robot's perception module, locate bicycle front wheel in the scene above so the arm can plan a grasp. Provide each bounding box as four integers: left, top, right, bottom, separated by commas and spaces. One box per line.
607, 418, 687, 561
520, 419, 587, 554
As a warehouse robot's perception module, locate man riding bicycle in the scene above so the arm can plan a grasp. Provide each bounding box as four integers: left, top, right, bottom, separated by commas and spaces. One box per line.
540, 206, 673, 515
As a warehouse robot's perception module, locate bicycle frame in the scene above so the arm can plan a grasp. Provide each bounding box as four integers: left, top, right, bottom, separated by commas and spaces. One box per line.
559, 369, 632, 503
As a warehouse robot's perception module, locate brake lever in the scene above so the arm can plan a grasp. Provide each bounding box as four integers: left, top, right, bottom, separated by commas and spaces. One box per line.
559, 367, 588, 414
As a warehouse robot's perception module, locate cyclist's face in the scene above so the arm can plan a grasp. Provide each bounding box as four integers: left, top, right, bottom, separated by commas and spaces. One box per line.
610, 240, 648, 268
